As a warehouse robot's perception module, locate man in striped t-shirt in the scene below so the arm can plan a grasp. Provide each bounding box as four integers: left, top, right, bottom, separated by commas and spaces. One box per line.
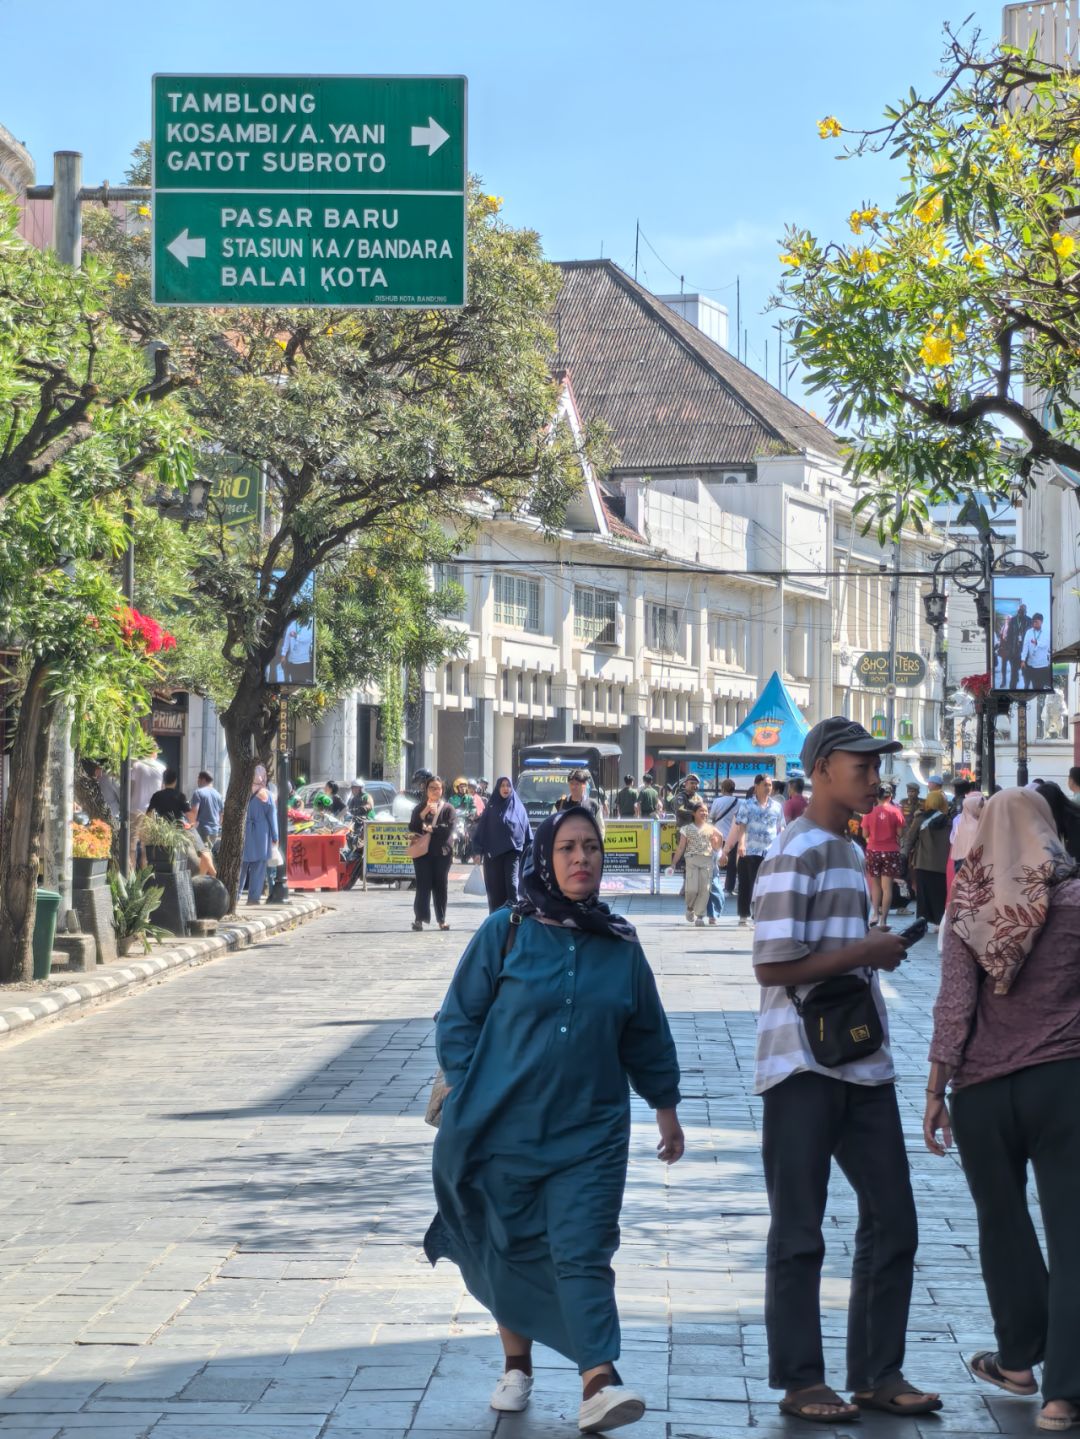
751, 717, 941, 1425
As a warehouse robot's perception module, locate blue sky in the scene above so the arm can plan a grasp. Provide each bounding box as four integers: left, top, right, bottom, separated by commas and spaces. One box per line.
1, 0, 1006, 403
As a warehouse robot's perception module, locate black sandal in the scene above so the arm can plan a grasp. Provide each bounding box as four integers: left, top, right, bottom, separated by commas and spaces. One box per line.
969, 1351, 1038, 1396
853, 1376, 943, 1416
778, 1385, 860, 1423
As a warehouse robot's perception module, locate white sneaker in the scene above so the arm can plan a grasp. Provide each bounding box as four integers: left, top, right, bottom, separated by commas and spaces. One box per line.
490, 1370, 533, 1412
578, 1384, 646, 1432
694, 917, 705, 927
737, 917, 749, 927
685, 911, 695, 924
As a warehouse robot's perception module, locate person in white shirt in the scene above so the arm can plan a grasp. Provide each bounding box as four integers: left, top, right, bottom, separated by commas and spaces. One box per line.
1020, 613, 1051, 691
709, 779, 741, 897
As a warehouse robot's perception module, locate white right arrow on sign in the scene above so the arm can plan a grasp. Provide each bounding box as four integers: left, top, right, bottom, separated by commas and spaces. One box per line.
410, 117, 450, 156
167, 229, 207, 267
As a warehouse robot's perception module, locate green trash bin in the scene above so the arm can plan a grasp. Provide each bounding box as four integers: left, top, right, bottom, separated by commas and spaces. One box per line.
32, 889, 61, 980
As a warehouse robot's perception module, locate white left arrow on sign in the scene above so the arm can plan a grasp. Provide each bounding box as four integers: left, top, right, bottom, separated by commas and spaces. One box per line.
410, 116, 450, 156
167, 229, 207, 267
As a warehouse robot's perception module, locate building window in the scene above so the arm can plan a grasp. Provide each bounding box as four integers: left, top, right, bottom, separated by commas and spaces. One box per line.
531, 674, 540, 703
574, 585, 618, 645
546, 675, 553, 706
494, 573, 541, 632
463, 665, 471, 698
648, 603, 681, 655
517, 672, 526, 701
433, 562, 467, 621
502, 669, 510, 700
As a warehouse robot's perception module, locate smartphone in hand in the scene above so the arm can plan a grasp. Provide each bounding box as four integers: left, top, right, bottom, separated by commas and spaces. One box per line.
897, 918, 928, 948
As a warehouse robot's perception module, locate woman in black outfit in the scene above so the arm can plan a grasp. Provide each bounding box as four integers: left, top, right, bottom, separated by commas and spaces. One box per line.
410, 775, 455, 931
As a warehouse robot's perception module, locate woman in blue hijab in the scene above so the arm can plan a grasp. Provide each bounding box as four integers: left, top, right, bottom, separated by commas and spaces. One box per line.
425, 806, 684, 1434
471, 774, 532, 912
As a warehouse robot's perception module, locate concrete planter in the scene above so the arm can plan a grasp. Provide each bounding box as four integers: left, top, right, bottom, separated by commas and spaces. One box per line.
71, 857, 115, 965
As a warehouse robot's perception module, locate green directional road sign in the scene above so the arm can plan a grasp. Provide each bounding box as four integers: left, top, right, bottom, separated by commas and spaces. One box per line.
151, 74, 467, 308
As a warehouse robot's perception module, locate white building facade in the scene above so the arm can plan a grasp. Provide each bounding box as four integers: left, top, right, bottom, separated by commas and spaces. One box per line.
303, 261, 947, 790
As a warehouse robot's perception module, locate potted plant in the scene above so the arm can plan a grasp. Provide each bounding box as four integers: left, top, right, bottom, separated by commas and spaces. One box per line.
71, 819, 114, 891
109, 867, 169, 956
138, 813, 189, 871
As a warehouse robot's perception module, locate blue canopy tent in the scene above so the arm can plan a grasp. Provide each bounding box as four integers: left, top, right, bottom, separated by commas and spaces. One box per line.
657, 672, 811, 793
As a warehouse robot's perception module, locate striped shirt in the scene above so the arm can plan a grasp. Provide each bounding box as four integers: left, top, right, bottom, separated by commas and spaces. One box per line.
751, 816, 894, 1094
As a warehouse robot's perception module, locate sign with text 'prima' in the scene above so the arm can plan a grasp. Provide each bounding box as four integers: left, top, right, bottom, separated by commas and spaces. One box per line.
151, 74, 466, 307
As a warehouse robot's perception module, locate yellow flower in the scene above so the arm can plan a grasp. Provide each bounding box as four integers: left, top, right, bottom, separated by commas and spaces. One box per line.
1072, 141, 1080, 172
919, 331, 954, 367
1052, 231, 1076, 259
848, 206, 879, 236
850, 247, 883, 274
925, 232, 948, 268
817, 115, 842, 139
137, 205, 150, 218
949, 321, 967, 342
963, 245, 989, 270
914, 192, 944, 225
114, 271, 131, 287
779, 251, 801, 267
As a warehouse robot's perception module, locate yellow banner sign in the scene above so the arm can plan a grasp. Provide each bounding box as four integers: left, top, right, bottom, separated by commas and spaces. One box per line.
365, 821, 414, 876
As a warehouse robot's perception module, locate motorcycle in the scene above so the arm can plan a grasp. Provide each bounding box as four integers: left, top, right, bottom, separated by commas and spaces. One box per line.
339, 817, 365, 890
452, 811, 472, 863
338, 814, 404, 889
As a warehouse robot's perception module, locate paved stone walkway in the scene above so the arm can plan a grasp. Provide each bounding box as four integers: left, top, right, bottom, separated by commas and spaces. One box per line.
0, 883, 1040, 1437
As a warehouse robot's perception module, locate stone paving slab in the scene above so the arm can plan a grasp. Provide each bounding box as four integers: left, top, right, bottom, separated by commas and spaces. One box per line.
0, 885, 1048, 1437
0, 900, 324, 1043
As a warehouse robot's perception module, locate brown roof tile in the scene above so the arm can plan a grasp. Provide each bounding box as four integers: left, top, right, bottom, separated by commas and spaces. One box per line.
554, 259, 840, 471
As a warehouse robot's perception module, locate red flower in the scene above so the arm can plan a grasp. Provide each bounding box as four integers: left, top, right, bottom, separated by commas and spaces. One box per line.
115, 606, 178, 655
960, 672, 992, 701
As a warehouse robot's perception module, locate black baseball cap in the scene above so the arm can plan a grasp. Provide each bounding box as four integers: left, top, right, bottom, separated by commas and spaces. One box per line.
800, 717, 902, 774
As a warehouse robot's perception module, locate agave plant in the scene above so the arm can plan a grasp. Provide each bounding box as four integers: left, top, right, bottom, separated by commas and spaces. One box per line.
109, 866, 169, 954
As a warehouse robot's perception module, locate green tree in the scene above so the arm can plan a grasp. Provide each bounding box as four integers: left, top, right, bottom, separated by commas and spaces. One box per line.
90, 185, 601, 904
0, 482, 181, 979
0, 197, 192, 976
775, 27, 1080, 534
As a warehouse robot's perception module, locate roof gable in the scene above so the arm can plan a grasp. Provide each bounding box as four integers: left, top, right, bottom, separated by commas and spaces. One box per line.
554, 259, 840, 471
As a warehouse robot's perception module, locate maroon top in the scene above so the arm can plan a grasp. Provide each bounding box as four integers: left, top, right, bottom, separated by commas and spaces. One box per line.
783, 793, 808, 823
930, 878, 1080, 1088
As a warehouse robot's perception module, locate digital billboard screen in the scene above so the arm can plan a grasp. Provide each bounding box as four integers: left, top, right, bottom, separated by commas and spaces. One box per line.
991, 573, 1053, 693
266, 571, 316, 688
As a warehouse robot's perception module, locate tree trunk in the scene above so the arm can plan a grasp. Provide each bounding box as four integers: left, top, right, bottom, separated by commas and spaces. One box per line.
217, 677, 279, 911
0, 661, 58, 981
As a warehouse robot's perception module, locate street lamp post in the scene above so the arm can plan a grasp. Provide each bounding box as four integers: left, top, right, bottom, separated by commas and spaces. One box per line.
926, 527, 1048, 792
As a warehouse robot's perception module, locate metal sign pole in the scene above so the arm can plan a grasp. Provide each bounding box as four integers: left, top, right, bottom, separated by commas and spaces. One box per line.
268, 695, 291, 903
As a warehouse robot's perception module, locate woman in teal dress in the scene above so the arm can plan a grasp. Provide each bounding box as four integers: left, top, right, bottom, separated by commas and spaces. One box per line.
424, 806, 684, 1434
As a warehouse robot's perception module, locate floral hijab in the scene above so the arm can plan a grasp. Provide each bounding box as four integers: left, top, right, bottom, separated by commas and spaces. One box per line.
949, 787, 1077, 994
514, 806, 638, 942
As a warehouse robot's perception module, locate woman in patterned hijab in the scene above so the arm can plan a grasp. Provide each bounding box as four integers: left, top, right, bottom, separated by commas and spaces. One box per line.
926, 788, 1080, 1431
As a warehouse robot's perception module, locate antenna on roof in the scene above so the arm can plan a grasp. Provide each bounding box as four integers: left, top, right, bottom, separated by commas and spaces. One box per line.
680, 274, 684, 294
736, 277, 741, 360
634, 220, 640, 281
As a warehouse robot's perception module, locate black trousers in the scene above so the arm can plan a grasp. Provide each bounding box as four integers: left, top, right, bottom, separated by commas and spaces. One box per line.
737, 854, 764, 919
412, 851, 452, 924
482, 850, 521, 912
762, 1072, 917, 1392
723, 848, 738, 894
950, 1059, 1080, 1402
915, 869, 947, 925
